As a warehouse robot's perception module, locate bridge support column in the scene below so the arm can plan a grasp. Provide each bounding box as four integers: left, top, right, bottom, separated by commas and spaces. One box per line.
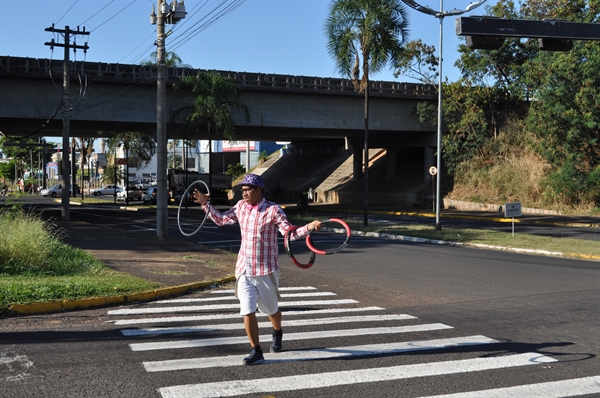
385, 148, 397, 182
425, 146, 435, 182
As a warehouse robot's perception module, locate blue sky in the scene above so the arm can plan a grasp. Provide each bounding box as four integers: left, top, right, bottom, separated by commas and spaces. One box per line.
0, 0, 486, 84
1, 0, 487, 149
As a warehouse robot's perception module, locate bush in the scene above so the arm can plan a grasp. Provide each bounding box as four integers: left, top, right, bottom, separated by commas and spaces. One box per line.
226, 163, 246, 180
0, 210, 103, 276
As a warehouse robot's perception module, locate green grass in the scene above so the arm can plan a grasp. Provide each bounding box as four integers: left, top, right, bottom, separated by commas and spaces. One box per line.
288, 215, 600, 260
0, 209, 159, 306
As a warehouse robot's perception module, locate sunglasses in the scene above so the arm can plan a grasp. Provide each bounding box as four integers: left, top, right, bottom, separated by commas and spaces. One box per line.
240, 186, 256, 193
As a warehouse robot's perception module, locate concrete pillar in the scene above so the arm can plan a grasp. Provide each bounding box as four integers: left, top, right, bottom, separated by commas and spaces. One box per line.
385, 148, 397, 182
424, 146, 435, 182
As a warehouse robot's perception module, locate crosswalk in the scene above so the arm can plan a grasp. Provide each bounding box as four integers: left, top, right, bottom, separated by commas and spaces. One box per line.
106, 286, 600, 397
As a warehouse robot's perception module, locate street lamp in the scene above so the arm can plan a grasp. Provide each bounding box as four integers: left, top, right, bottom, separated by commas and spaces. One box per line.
402, 0, 486, 230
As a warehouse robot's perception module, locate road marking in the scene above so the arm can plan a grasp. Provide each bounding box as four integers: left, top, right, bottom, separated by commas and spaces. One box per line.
107, 299, 359, 315
144, 335, 498, 372
111, 306, 385, 325
0, 351, 35, 382
154, 291, 336, 304
419, 375, 600, 397
158, 352, 556, 398
129, 323, 452, 351
121, 314, 417, 336
211, 286, 317, 294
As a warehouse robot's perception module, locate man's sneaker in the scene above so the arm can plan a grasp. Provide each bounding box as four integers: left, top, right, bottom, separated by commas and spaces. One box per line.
270, 330, 283, 353
242, 347, 264, 365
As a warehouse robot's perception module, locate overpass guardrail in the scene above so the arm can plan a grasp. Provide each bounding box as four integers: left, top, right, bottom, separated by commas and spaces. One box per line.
0, 55, 436, 99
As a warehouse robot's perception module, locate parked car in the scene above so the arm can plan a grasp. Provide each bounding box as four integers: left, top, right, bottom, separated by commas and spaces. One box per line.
142, 187, 156, 205
142, 187, 159, 205
40, 184, 80, 197
116, 186, 143, 202
91, 185, 122, 196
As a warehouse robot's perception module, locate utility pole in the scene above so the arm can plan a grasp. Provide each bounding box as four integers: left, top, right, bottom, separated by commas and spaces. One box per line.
151, 1, 186, 240
44, 25, 89, 221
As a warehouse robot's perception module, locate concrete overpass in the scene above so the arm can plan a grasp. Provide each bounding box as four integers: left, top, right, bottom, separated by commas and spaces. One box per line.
1, 56, 442, 189
0, 56, 437, 147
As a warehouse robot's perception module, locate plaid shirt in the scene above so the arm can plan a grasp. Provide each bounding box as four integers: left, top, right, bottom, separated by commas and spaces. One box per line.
202, 198, 309, 276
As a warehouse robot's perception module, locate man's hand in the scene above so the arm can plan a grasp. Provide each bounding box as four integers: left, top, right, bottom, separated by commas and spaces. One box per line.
307, 220, 323, 231
193, 189, 210, 205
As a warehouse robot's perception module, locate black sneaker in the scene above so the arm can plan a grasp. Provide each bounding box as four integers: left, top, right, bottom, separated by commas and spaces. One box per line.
270, 330, 283, 353
243, 347, 264, 365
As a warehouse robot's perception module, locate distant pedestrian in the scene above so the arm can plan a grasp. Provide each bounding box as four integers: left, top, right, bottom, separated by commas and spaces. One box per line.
193, 173, 322, 365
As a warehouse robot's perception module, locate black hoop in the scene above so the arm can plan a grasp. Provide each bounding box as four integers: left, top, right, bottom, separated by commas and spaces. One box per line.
284, 225, 316, 269
177, 180, 210, 237
305, 218, 352, 255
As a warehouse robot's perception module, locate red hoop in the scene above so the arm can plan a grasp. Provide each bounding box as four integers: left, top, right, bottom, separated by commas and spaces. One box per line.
284, 225, 316, 269
305, 218, 352, 255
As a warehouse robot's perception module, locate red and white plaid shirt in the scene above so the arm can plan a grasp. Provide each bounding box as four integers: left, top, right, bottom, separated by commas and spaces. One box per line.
202, 199, 309, 276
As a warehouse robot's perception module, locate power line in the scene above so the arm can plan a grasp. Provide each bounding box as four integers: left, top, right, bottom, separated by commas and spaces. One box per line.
55, 0, 80, 25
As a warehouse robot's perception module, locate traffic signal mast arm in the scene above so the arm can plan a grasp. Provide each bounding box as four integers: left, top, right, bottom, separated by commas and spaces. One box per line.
456, 17, 600, 50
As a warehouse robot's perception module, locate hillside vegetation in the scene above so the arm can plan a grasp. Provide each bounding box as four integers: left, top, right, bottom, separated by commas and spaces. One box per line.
394, 0, 599, 215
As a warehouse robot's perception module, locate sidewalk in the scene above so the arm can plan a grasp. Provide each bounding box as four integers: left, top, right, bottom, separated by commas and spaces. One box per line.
3, 200, 598, 316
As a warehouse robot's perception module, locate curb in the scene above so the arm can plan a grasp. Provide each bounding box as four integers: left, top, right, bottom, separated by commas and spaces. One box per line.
337, 228, 600, 262
2, 274, 235, 317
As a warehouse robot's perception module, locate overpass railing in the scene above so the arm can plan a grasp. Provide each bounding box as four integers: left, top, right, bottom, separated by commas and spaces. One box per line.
0, 56, 436, 99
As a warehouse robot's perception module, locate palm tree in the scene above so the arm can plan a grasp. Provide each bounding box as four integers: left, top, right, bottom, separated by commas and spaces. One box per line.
325, 0, 409, 226
142, 51, 192, 68
172, 71, 250, 190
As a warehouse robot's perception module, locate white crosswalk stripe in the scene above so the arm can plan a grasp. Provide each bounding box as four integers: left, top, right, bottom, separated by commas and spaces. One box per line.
158, 353, 557, 398
105, 286, 599, 398
129, 323, 453, 351
143, 335, 499, 372
120, 314, 417, 336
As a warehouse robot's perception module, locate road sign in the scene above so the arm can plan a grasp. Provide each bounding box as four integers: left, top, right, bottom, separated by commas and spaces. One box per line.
504, 202, 522, 218
429, 166, 437, 176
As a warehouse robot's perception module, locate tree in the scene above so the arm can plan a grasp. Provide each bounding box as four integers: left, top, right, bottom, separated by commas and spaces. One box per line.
107, 132, 157, 205
324, 0, 409, 226
172, 71, 250, 190
141, 51, 192, 68
73, 137, 95, 199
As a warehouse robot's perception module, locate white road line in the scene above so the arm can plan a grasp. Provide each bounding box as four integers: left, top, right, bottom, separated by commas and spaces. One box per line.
107, 299, 359, 315
211, 286, 317, 294
144, 335, 498, 372
111, 306, 385, 325
129, 323, 452, 351
154, 291, 336, 304
121, 314, 417, 336
419, 375, 600, 398
158, 352, 556, 398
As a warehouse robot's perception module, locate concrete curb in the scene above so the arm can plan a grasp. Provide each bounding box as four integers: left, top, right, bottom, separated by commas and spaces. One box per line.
2, 274, 235, 317
325, 227, 600, 262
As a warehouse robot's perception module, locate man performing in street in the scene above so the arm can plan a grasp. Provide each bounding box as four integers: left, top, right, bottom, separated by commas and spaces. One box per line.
193, 173, 322, 365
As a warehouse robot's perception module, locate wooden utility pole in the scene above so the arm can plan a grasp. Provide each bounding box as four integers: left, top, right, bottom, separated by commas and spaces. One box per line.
44, 25, 89, 220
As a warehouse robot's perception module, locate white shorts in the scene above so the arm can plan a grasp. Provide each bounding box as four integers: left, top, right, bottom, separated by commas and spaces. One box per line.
236, 270, 280, 316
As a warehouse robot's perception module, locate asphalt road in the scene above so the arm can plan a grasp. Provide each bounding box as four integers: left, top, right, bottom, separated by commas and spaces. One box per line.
1, 198, 599, 397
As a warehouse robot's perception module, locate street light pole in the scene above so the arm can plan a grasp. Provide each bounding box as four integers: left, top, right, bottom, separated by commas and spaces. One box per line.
151, 1, 186, 240
402, 0, 486, 230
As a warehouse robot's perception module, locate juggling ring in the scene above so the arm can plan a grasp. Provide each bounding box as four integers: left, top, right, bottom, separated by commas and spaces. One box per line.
305, 218, 352, 255
284, 225, 316, 269
177, 180, 210, 237
284, 218, 352, 269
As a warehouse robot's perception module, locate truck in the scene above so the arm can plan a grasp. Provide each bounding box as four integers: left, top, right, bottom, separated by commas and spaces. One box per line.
168, 169, 233, 203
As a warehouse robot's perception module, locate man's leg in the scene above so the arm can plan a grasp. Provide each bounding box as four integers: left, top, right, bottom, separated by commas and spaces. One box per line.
242, 312, 264, 365
268, 309, 282, 330
269, 309, 283, 353
243, 312, 260, 348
